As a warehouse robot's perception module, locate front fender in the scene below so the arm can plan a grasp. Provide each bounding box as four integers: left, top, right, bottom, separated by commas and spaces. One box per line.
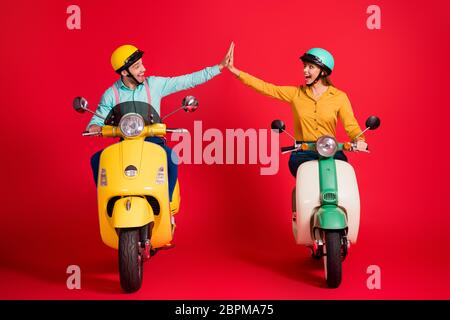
315, 205, 347, 230
111, 196, 154, 228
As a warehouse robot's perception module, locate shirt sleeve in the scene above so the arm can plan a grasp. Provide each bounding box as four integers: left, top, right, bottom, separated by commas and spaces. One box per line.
338, 93, 365, 141
238, 71, 297, 103
86, 88, 115, 130
157, 65, 221, 97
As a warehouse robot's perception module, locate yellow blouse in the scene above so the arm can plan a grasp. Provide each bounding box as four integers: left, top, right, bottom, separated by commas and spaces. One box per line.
238, 71, 365, 142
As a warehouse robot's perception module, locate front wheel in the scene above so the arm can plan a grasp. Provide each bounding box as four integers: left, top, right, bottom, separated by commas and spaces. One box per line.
324, 231, 342, 288
118, 228, 143, 293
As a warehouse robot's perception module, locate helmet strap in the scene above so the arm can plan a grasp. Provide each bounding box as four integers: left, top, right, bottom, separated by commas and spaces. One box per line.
307, 68, 324, 87
124, 68, 143, 87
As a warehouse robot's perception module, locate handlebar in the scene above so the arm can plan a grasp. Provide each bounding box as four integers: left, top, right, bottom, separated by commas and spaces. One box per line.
81, 124, 189, 137
279, 141, 366, 154
281, 146, 299, 153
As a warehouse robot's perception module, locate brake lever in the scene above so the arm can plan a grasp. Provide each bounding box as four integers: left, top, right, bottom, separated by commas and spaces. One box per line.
166, 128, 189, 133
281, 147, 301, 155
82, 131, 102, 136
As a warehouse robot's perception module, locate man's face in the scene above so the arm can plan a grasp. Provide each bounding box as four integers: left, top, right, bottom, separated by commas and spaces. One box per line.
127, 58, 146, 83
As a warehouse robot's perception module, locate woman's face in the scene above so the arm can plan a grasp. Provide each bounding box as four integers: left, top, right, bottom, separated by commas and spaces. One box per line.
303, 62, 321, 85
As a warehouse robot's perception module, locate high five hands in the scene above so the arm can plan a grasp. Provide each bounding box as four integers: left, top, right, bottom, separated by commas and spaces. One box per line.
219, 42, 240, 77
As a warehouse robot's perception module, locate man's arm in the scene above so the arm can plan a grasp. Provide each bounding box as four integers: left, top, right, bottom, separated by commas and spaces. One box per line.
156, 65, 222, 97
86, 88, 115, 132
155, 42, 233, 97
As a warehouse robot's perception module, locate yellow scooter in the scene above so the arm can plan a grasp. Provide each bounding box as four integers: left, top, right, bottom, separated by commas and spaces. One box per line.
73, 96, 198, 292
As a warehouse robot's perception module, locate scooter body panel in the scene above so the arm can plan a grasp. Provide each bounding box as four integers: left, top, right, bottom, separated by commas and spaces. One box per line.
170, 180, 181, 215
294, 159, 360, 245
111, 196, 155, 228
97, 139, 172, 249
314, 205, 347, 230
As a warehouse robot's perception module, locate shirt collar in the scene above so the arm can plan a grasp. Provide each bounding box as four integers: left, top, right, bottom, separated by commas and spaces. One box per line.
327, 86, 337, 95
116, 78, 143, 91
303, 85, 337, 99
116, 78, 129, 90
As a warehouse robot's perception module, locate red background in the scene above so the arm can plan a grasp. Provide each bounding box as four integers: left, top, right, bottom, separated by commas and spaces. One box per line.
1, 0, 450, 299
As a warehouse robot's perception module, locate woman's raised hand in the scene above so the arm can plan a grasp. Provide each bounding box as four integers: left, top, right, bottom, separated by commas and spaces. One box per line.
227, 42, 240, 77
219, 42, 234, 71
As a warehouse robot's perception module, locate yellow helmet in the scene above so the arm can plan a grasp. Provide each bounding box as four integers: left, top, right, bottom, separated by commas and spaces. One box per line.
111, 44, 144, 73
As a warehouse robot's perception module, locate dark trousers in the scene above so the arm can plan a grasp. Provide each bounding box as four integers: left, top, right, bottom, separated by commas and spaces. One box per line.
288, 150, 348, 177
90, 137, 178, 201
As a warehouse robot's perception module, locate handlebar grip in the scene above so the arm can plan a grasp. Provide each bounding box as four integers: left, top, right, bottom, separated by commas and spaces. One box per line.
281, 146, 297, 152
347, 142, 370, 152
166, 128, 188, 133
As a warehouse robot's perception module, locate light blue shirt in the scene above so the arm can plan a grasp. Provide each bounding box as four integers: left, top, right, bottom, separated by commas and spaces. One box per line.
87, 65, 221, 129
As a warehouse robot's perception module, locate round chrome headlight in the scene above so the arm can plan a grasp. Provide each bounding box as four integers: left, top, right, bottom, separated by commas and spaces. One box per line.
119, 113, 145, 137
316, 136, 338, 157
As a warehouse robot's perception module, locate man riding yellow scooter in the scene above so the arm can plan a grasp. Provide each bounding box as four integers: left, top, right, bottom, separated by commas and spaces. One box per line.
88, 44, 230, 208
74, 95, 197, 293
74, 43, 231, 293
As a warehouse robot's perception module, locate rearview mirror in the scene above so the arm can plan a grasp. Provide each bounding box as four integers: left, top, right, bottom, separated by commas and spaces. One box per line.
73, 97, 89, 113
365, 116, 380, 130
271, 120, 286, 133
182, 96, 199, 112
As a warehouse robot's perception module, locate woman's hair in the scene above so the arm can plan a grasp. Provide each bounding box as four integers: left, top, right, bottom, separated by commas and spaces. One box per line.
322, 76, 334, 86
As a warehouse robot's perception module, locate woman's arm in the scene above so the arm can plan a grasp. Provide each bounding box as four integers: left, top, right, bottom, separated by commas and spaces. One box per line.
227, 43, 297, 102
338, 93, 365, 140
338, 93, 368, 151
237, 71, 298, 102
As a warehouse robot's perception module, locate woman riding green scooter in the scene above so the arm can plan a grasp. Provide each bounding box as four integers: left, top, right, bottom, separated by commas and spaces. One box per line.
226, 43, 368, 175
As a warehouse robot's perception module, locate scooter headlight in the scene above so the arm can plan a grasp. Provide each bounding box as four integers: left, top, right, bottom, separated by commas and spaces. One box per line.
119, 113, 145, 137
316, 136, 338, 157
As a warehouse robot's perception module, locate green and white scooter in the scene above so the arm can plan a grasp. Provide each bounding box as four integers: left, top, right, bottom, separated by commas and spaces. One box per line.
271, 116, 380, 288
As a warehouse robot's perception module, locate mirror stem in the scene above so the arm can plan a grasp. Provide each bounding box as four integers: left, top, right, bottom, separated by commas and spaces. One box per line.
283, 130, 297, 143
354, 126, 370, 140
161, 106, 183, 121
84, 108, 106, 120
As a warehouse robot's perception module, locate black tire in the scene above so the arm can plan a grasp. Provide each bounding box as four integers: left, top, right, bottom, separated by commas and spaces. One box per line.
118, 228, 143, 293
324, 231, 342, 288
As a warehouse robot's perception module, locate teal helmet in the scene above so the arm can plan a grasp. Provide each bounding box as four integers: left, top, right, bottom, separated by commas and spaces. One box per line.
300, 48, 335, 75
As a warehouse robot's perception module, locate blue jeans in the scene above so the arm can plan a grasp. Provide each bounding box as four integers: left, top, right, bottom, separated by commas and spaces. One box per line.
288, 150, 348, 177
90, 137, 178, 201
